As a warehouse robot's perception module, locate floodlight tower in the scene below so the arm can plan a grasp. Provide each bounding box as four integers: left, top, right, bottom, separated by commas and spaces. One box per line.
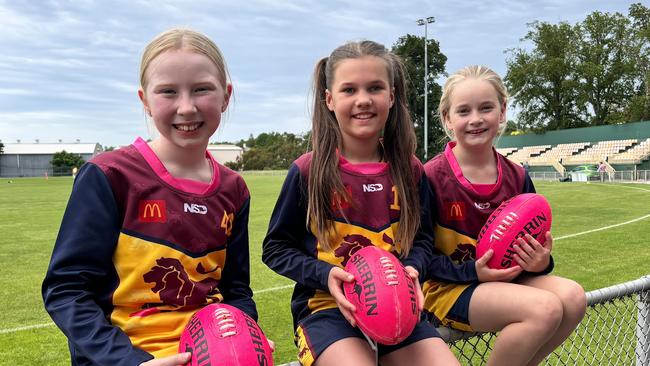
417, 16, 434, 160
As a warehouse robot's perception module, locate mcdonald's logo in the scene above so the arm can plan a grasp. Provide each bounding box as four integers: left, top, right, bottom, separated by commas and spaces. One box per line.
445, 201, 465, 221
138, 200, 167, 223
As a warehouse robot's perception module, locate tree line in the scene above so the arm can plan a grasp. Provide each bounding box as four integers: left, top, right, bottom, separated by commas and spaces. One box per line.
230, 3, 647, 169
5, 4, 641, 171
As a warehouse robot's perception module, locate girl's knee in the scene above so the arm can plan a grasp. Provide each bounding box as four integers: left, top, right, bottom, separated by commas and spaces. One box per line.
559, 280, 587, 318
530, 292, 564, 330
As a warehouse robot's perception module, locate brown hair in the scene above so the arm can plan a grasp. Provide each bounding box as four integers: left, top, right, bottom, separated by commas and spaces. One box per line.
438, 65, 508, 140
308, 40, 420, 256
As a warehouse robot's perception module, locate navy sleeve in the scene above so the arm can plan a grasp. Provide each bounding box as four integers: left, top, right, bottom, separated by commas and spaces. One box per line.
42, 164, 154, 366
523, 173, 536, 193
262, 164, 334, 291
401, 174, 435, 278
422, 178, 479, 283
220, 197, 258, 320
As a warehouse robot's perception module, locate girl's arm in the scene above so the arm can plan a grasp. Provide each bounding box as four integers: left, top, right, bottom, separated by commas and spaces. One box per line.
262, 164, 334, 290
407, 175, 479, 283
219, 196, 258, 320
42, 164, 154, 366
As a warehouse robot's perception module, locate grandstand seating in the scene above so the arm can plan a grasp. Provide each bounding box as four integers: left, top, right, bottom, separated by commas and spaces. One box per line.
528, 142, 591, 166
505, 145, 552, 164
608, 138, 650, 164
562, 139, 637, 165
496, 147, 518, 156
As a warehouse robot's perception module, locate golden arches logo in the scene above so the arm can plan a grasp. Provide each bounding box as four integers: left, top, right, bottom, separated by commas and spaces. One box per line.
143, 203, 162, 218
138, 200, 167, 223
446, 201, 465, 221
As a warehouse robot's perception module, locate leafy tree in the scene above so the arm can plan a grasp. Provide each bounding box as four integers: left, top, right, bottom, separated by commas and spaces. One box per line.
0, 142, 3, 154
237, 132, 310, 170
51, 150, 85, 173
505, 21, 586, 131
627, 3, 650, 121
392, 34, 447, 160
575, 11, 639, 125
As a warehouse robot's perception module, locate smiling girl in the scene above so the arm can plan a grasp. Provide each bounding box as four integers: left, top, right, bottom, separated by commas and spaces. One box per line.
43, 28, 261, 366
262, 40, 461, 366
421, 65, 586, 366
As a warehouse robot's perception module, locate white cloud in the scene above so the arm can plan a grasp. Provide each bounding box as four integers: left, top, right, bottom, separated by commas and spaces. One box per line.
0, 0, 641, 147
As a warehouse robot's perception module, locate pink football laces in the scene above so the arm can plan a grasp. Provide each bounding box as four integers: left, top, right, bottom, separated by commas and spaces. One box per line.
379, 256, 399, 286
491, 212, 519, 241
213, 308, 237, 337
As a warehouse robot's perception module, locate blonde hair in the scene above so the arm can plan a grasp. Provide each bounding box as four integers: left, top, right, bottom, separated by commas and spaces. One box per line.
309, 40, 420, 256
438, 65, 508, 140
139, 27, 231, 91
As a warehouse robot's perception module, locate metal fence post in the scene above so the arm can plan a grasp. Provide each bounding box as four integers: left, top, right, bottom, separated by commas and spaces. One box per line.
637, 280, 650, 366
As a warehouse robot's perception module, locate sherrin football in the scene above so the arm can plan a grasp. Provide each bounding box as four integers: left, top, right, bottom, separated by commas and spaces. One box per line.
475, 193, 552, 269
179, 303, 274, 366
343, 246, 419, 345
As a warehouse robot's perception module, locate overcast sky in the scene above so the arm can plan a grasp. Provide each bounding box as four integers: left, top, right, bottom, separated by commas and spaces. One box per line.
0, 0, 641, 147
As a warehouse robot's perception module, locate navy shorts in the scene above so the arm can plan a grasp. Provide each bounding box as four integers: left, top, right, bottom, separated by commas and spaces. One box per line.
294, 308, 441, 366
444, 283, 479, 327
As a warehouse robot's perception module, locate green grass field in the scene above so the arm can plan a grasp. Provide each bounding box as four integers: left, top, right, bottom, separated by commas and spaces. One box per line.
0, 176, 649, 365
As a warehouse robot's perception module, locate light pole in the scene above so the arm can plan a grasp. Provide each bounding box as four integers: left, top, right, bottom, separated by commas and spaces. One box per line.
417, 16, 434, 160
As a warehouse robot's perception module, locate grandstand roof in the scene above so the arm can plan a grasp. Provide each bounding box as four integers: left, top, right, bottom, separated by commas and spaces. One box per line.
207, 144, 243, 151
2, 142, 102, 155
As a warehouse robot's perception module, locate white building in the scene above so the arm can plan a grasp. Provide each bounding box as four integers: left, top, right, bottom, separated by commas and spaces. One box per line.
0, 140, 103, 177
207, 144, 243, 165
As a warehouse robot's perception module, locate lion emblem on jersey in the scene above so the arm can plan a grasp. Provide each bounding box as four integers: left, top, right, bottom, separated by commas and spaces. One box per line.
334, 234, 373, 266
449, 243, 476, 263
142, 257, 220, 307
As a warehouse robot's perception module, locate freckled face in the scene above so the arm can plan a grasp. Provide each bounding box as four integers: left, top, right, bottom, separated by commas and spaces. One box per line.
325, 56, 395, 146
139, 49, 230, 152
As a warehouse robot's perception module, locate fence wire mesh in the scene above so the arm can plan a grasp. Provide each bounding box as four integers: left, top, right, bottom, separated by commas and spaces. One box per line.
280, 276, 650, 366
442, 275, 650, 365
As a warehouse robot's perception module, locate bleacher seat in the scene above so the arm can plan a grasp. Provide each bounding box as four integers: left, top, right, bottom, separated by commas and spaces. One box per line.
562, 139, 637, 165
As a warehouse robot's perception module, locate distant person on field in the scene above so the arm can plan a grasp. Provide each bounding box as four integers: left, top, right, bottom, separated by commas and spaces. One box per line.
42, 28, 263, 366
263, 40, 462, 366
598, 161, 607, 182
71, 166, 78, 180
421, 65, 586, 366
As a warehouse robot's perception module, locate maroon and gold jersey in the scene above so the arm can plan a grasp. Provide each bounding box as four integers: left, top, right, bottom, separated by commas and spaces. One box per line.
262, 152, 437, 328
43, 138, 255, 365
422, 142, 534, 331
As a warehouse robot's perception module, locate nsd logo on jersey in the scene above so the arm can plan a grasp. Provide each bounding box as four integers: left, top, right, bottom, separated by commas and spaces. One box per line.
184, 203, 208, 215
362, 183, 383, 192
138, 200, 167, 223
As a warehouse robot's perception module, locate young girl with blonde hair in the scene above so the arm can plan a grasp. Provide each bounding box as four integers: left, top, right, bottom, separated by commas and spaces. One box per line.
422, 65, 586, 366
43, 28, 262, 366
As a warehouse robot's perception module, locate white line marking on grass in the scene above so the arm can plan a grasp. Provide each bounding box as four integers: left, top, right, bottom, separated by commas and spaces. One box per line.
0, 284, 296, 334
555, 214, 650, 241
7, 207, 649, 334
254, 284, 293, 294
0, 323, 55, 334
588, 182, 650, 193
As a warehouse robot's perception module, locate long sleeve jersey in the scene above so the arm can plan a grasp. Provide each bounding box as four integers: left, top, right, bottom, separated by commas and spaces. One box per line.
42, 138, 256, 366
422, 142, 553, 330
262, 152, 475, 328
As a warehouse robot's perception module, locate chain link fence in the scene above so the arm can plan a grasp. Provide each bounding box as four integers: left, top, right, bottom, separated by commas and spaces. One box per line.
280, 275, 650, 366
442, 275, 650, 365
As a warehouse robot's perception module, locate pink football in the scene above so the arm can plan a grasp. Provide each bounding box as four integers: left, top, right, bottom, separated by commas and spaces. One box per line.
343, 246, 419, 345
476, 193, 552, 269
179, 303, 274, 366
